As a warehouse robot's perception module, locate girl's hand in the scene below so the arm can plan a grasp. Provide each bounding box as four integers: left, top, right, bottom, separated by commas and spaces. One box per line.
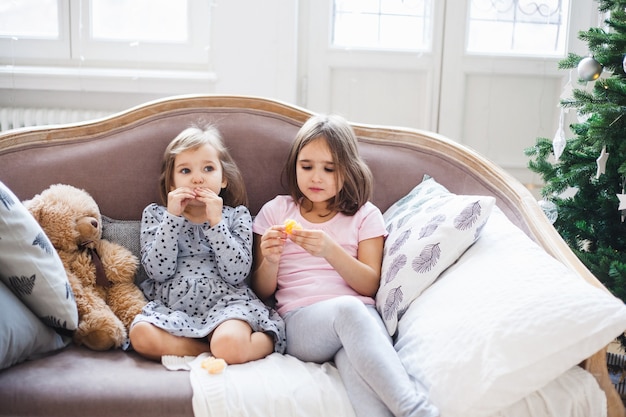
289, 229, 335, 258
260, 225, 287, 264
194, 187, 223, 226
167, 186, 197, 216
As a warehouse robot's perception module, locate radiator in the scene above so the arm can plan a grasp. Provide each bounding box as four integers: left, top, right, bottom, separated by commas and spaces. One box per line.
0, 107, 114, 132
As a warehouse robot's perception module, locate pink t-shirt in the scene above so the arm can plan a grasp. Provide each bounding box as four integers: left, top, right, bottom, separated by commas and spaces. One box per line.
253, 195, 387, 316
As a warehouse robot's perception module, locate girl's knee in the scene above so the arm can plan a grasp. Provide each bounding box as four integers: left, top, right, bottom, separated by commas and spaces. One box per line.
332, 297, 379, 333
129, 322, 161, 358
335, 296, 368, 318
210, 321, 255, 364
211, 333, 241, 363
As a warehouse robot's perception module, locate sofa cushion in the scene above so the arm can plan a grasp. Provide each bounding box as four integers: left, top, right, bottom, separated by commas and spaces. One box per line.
394, 207, 626, 417
101, 216, 147, 283
0, 181, 78, 333
376, 176, 494, 335
0, 280, 68, 370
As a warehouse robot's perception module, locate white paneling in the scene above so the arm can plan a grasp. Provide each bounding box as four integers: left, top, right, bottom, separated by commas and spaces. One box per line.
210, 0, 298, 103
329, 68, 429, 127
462, 73, 562, 170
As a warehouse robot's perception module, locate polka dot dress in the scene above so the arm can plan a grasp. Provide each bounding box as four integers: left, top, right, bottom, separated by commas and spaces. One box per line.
131, 203, 286, 353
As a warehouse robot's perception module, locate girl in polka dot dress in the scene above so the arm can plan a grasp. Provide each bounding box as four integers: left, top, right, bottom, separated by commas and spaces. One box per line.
129, 124, 286, 364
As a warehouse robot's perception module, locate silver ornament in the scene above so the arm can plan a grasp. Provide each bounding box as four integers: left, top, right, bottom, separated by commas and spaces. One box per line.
538, 199, 558, 224
577, 56, 603, 81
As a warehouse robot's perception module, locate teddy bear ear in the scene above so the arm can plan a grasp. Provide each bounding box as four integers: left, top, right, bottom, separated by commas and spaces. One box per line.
22, 196, 43, 222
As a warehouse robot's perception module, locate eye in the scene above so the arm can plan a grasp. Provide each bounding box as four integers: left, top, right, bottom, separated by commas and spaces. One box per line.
324, 166, 335, 173
203, 165, 215, 172
180, 168, 191, 174
300, 164, 312, 171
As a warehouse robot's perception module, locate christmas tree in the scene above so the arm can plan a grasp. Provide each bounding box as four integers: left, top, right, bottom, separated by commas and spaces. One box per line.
525, 0, 626, 348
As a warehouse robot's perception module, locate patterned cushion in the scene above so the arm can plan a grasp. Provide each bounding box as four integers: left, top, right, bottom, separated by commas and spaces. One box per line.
0, 181, 78, 333
376, 176, 495, 335
0, 280, 68, 370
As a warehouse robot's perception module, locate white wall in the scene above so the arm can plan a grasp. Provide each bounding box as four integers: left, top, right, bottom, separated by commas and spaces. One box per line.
211, 1, 298, 102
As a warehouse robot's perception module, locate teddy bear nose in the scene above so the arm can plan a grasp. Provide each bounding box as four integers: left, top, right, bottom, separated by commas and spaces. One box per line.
91, 220, 98, 228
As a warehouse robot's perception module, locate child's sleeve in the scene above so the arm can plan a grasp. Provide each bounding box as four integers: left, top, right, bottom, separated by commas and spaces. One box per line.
252, 198, 280, 236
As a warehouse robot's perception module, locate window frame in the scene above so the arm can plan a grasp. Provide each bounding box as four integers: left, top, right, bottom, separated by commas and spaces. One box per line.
0, 0, 70, 61
0, 0, 212, 69
465, 0, 571, 57
331, 0, 434, 53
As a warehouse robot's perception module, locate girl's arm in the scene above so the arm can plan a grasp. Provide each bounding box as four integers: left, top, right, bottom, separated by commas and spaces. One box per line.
251, 228, 283, 300
205, 206, 252, 286
140, 204, 182, 282
290, 230, 384, 297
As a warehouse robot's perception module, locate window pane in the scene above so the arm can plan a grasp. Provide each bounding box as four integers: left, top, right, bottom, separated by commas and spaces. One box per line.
91, 0, 188, 43
335, 0, 381, 15
0, 0, 59, 38
332, 0, 432, 51
467, 0, 569, 56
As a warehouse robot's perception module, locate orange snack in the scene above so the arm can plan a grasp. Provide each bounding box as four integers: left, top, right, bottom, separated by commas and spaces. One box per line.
284, 218, 303, 234
200, 356, 227, 374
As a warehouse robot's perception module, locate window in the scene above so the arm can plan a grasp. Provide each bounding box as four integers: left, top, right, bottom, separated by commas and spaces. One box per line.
0, 0, 211, 68
332, 0, 570, 57
332, 0, 433, 51
466, 0, 570, 56
0, 0, 59, 39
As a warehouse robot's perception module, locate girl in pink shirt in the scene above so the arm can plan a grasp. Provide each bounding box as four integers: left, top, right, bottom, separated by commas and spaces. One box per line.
252, 115, 438, 417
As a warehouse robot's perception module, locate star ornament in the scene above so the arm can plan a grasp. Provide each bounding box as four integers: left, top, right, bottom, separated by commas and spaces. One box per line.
596, 146, 609, 179
618, 193, 626, 211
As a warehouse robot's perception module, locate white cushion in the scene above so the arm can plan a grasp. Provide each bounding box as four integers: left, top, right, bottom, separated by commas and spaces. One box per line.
376, 176, 495, 335
0, 181, 78, 333
395, 207, 626, 417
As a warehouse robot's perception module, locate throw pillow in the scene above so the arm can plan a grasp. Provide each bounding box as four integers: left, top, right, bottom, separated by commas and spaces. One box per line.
0, 280, 68, 370
0, 181, 78, 333
394, 207, 626, 417
376, 176, 495, 335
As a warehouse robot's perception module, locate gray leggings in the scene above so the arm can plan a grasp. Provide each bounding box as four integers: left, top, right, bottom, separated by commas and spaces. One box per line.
283, 296, 438, 417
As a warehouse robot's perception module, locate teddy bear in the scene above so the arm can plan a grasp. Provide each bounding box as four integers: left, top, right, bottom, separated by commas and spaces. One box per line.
24, 184, 147, 351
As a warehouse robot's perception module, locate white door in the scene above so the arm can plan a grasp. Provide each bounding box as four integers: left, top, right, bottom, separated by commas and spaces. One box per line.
300, 0, 596, 186
299, 0, 445, 129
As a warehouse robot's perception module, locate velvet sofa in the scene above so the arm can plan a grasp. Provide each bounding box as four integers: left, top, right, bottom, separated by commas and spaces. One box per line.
0, 95, 625, 417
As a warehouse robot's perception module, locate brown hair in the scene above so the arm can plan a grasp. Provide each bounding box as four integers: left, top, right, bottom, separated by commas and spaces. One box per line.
282, 114, 372, 216
159, 124, 248, 207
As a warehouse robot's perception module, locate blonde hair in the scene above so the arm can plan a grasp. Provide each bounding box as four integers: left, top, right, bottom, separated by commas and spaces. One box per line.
159, 124, 248, 207
282, 114, 372, 216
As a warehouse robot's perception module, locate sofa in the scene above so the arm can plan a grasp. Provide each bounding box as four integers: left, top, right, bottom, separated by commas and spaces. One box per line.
0, 94, 625, 417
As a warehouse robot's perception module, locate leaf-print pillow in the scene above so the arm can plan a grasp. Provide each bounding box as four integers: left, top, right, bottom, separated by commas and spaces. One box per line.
0, 280, 66, 370
0, 181, 78, 336
376, 176, 495, 336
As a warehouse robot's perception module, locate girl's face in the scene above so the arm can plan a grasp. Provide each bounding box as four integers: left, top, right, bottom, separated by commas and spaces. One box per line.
296, 138, 342, 206
171, 143, 227, 202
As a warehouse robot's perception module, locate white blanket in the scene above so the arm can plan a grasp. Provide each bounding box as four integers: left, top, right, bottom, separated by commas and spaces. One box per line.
186, 353, 605, 417
189, 353, 355, 417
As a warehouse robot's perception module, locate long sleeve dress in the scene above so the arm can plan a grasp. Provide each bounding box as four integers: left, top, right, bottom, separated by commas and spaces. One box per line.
131, 203, 286, 353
